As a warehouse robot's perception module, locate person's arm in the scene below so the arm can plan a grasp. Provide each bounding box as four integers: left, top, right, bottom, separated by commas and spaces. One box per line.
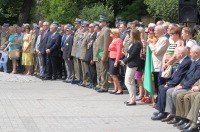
114, 38, 123, 67
4, 36, 18, 52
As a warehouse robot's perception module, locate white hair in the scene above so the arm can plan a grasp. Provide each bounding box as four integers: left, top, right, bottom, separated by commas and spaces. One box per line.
191, 45, 200, 54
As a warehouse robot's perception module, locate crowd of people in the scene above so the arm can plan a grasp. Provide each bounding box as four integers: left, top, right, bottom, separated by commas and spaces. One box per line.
0, 15, 200, 132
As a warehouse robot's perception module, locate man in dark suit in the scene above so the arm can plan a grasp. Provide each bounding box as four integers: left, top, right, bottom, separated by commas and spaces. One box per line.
151, 47, 192, 121
38, 21, 50, 79
85, 23, 97, 88
44, 23, 61, 80
164, 45, 200, 127
61, 25, 74, 83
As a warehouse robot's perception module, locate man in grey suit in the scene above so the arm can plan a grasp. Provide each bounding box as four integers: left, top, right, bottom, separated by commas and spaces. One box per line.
93, 15, 111, 92
61, 25, 74, 83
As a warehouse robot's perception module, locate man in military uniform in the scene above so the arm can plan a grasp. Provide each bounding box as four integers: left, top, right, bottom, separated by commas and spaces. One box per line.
71, 18, 82, 84
76, 21, 90, 87
93, 15, 111, 92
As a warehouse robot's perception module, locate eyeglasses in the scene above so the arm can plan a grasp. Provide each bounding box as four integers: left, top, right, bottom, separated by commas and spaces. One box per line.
43, 25, 48, 26
25, 28, 29, 29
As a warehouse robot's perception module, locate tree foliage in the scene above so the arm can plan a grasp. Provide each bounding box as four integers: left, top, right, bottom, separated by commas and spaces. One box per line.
144, 0, 200, 22
119, 0, 147, 21
79, 3, 114, 22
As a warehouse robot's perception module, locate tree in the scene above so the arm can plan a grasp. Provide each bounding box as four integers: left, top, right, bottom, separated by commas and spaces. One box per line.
0, 0, 34, 25
41, 0, 79, 24
144, 0, 200, 22
119, 0, 148, 22
79, 3, 114, 22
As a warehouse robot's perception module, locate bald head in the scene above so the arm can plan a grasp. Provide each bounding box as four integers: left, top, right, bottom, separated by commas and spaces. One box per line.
154, 25, 165, 37
175, 47, 188, 61
190, 45, 200, 60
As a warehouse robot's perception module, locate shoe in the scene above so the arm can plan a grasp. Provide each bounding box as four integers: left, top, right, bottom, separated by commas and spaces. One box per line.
136, 96, 143, 101
153, 111, 160, 116
151, 113, 166, 120
115, 91, 123, 95
97, 89, 108, 93
94, 87, 101, 91
177, 122, 191, 130
174, 119, 186, 127
167, 118, 178, 124
109, 91, 117, 94
71, 80, 81, 84
77, 82, 83, 86
52, 77, 57, 80
126, 102, 136, 106
43, 77, 51, 80
86, 84, 92, 88
140, 97, 147, 102
181, 126, 199, 132
144, 97, 152, 103
80, 83, 86, 87
161, 115, 175, 122
11, 71, 17, 74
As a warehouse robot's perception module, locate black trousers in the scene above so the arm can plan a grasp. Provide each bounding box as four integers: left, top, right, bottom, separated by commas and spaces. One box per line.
46, 54, 58, 78
86, 61, 97, 86
155, 85, 173, 113
78, 58, 83, 82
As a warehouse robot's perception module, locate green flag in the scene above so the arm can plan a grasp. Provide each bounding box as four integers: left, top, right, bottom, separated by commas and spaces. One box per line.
144, 44, 154, 96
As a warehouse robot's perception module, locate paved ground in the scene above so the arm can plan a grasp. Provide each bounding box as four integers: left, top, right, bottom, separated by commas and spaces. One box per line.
0, 73, 180, 132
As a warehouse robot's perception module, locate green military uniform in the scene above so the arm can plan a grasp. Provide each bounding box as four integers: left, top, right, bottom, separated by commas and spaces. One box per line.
93, 16, 111, 91
79, 22, 90, 85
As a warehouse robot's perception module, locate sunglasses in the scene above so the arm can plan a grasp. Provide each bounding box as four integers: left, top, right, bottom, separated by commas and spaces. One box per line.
170, 32, 176, 35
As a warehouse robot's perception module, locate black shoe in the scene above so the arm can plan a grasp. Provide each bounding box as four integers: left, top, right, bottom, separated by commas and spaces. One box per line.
181, 126, 199, 132
97, 89, 108, 93
178, 122, 191, 130
153, 111, 160, 116
126, 102, 136, 106
43, 77, 51, 80
86, 84, 92, 88
71, 80, 81, 84
167, 118, 178, 124
115, 91, 123, 95
109, 91, 117, 94
173, 119, 185, 127
161, 115, 175, 122
52, 77, 57, 80
151, 113, 166, 120
94, 87, 100, 91
77, 82, 83, 86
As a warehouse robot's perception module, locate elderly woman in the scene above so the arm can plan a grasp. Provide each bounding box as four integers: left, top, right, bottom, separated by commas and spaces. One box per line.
22, 25, 33, 75
4, 26, 19, 74
108, 28, 123, 94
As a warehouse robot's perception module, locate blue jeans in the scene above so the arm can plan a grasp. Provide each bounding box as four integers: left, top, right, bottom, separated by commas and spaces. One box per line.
0, 63, 7, 73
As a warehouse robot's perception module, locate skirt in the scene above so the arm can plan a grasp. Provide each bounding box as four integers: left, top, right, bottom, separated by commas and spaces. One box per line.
109, 58, 119, 75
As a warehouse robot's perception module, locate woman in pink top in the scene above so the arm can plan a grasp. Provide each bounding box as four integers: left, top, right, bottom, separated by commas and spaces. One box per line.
108, 28, 123, 94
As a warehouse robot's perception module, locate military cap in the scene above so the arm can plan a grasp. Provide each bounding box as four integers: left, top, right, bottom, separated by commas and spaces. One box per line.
93, 21, 99, 26
66, 25, 74, 30
2, 23, 9, 27
99, 15, 108, 22
81, 21, 89, 27
74, 18, 82, 24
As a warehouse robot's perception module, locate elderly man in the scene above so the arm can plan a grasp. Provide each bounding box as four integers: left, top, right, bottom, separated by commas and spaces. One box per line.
43, 23, 61, 80
151, 47, 191, 121
164, 45, 200, 128
93, 15, 111, 92
76, 21, 90, 87
71, 18, 82, 84
149, 25, 169, 92
174, 80, 200, 131
61, 25, 74, 83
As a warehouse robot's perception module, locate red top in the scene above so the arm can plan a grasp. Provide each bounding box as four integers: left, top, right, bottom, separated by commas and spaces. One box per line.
108, 38, 123, 60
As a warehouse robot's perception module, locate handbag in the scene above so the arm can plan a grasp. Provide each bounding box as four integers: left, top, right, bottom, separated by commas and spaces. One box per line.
161, 65, 173, 78
9, 49, 20, 58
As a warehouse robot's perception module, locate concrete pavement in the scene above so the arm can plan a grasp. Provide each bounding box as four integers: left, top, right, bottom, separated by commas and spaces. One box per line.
0, 73, 179, 132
